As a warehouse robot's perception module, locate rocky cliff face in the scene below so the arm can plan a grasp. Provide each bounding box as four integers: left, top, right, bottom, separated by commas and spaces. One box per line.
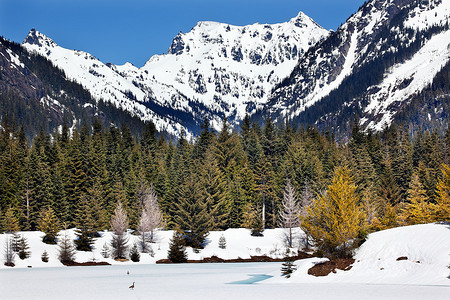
0, 38, 44, 100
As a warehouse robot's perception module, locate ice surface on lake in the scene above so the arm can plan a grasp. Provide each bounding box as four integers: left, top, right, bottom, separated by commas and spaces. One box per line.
1, 262, 449, 300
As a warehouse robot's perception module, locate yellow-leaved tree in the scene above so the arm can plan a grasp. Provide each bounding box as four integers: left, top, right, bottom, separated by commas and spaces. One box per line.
433, 164, 450, 222
301, 166, 365, 258
400, 172, 433, 225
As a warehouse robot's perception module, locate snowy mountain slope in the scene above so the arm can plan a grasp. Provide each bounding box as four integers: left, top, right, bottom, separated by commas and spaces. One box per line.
266, 0, 450, 134
22, 29, 186, 137
22, 12, 328, 134
0, 36, 154, 140
364, 29, 450, 131
137, 12, 328, 123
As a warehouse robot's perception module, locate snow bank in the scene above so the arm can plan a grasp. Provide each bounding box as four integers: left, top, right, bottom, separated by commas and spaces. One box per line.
346, 223, 450, 285
268, 223, 450, 286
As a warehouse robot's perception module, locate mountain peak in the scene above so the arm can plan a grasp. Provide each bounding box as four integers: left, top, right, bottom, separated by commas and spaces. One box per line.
289, 11, 321, 28
23, 28, 57, 48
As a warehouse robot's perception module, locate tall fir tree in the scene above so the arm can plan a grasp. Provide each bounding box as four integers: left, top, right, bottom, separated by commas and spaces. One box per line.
174, 172, 213, 249
167, 229, 187, 263
74, 195, 97, 251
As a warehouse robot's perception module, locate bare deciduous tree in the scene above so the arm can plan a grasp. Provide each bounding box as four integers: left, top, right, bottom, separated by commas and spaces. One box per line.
4, 235, 15, 267
279, 179, 300, 248
138, 184, 163, 252
110, 201, 129, 259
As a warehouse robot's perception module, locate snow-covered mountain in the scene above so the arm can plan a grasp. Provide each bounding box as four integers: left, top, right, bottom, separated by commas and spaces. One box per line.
0, 36, 153, 140
13, 0, 450, 138
22, 12, 328, 135
266, 0, 450, 135
22, 29, 186, 137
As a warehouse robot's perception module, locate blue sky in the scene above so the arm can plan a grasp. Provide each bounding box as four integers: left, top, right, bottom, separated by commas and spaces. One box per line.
0, 0, 365, 67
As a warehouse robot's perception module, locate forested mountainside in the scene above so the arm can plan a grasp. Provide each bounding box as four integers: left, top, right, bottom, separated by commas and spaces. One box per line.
0, 36, 149, 141
265, 0, 449, 138
1, 114, 449, 249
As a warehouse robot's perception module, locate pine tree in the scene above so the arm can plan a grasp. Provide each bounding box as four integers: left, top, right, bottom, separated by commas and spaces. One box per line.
130, 243, 140, 262
86, 181, 109, 231
255, 154, 277, 229
390, 129, 413, 201
41, 250, 49, 263
301, 166, 365, 258
167, 230, 187, 263
200, 148, 228, 229
218, 234, 227, 249
241, 201, 264, 236
193, 117, 215, 160
110, 201, 129, 259
58, 229, 76, 264
283, 140, 323, 199
250, 206, 264, 237
141, 121, 157, 155
280, 249, 297, 278
360, 183, 379, 226
64, 129, 87, 226
11, 232, 21, 252
74, 196, 96, 251
17, 235, 31, 260
174, 172, 213, 249
2, 206, 20, 233
298, 181, 313, 250
350, 146, 378, 197
37, 207, 60, 244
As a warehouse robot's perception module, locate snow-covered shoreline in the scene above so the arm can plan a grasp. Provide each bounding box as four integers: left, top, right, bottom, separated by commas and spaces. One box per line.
1, 224, 449, 299
1, 224, 449, 285
0, 228, 299, 269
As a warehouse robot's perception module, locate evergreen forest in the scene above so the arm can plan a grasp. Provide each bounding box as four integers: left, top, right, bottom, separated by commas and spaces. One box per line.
0, 115, 449, 254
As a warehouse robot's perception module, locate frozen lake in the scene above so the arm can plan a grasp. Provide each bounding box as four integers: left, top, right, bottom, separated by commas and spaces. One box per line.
1, 262, 449, 300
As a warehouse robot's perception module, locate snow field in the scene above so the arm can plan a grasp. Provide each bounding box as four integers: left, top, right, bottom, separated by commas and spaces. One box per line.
0, 224, 449, 299
0, 228, 301, 269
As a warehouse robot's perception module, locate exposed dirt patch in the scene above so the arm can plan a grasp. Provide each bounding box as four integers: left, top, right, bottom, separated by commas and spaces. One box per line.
156, 252, 313, 264
62, 261, 111, 266
4, 262, 15, 267
307, 258, 355, 277
114, 258, 129, 262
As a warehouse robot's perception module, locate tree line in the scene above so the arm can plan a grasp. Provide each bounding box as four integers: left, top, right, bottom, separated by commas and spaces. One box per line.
0, 115, 449, 256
